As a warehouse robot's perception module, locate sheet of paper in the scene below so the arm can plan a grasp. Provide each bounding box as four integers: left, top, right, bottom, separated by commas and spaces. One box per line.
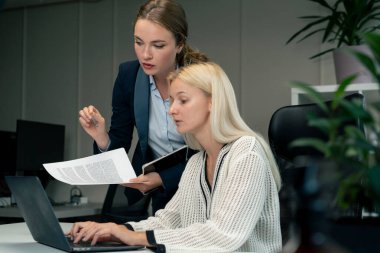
43, 148, 137, 185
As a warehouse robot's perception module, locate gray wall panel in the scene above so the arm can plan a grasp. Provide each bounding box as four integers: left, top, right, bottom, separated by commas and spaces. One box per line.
114, 0, 140, 68
78, 0, 114, 157
0, 9, 23, 131
25, 3, 79, 160
180, 0, 241, 103
241, 0, 320, 138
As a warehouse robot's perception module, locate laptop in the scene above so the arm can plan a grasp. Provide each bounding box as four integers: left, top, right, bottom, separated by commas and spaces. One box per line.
5, 176, 144, 252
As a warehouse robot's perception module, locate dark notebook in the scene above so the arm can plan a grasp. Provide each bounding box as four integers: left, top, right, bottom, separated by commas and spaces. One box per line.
5, 176, 144, 252
142, 145, 189, 175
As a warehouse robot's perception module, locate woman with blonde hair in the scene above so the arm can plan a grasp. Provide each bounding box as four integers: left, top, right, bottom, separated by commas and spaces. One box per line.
70, 62, 282, 253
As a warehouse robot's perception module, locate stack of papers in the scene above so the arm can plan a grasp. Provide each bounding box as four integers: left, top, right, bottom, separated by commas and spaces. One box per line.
43, 148, 136, 185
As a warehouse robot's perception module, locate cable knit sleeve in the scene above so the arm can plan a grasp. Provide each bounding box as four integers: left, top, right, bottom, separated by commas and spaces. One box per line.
126, 187, 183, 231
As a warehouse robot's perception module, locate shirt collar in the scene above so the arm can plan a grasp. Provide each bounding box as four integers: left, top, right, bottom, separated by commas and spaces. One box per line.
149, 75, 157, 91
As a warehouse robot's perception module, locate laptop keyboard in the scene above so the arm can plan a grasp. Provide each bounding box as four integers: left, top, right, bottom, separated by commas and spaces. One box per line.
66, 236, 133, 250
67, 236, 93, 247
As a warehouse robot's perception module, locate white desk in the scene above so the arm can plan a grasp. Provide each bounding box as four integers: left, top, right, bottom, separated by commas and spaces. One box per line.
0, 203, 102, 219
0, 222, 153, 253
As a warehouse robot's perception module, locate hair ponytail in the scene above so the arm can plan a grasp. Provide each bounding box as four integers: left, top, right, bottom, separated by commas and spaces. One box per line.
178, 44, 209, 67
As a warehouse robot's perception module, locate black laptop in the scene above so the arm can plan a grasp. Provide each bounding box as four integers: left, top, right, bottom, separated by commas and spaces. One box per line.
5, 176, 144, 252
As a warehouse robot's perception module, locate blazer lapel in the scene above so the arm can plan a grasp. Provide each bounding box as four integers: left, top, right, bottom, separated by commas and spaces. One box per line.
134, 67, 150, 157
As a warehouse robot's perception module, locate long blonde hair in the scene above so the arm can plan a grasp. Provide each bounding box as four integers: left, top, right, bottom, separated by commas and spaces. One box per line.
168, 62, 281, 191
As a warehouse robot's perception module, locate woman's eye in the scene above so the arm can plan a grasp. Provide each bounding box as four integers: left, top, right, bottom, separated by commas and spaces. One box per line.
154, 44, 164, 49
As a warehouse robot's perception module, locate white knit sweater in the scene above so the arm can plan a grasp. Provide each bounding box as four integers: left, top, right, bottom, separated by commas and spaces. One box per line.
128, 136, 282, 253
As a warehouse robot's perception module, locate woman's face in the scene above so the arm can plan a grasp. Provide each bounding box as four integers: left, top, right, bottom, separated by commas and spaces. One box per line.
134, 19, 182, 78
169, 78, 211, 135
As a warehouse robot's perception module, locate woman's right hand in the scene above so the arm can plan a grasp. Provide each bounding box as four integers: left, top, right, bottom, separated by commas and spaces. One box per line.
78, 105, 109, 150
67, 221, 148, 246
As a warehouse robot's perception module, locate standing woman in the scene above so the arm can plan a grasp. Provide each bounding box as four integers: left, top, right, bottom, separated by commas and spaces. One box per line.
69, 62, 282, 252
78, 0, 208, 213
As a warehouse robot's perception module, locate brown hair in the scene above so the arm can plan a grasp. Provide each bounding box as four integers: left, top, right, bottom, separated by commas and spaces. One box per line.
135, 0, 208, 66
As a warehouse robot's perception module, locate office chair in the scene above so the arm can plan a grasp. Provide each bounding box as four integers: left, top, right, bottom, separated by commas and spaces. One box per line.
100, 184, 150, 223
268, 92, 364, 167
268, 92, 364, 245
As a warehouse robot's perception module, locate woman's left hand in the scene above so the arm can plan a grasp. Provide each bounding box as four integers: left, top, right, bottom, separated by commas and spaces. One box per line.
66, 221, 148, 246
123, 172, 163, 194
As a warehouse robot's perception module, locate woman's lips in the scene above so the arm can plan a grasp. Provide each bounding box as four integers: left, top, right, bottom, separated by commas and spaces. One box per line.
142, 63, 154, 70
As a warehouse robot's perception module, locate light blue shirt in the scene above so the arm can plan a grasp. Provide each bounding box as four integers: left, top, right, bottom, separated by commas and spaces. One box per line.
148, 75, 184, 159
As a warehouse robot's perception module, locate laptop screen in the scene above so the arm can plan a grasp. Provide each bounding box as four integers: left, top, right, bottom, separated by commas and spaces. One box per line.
5, 176, 144, 252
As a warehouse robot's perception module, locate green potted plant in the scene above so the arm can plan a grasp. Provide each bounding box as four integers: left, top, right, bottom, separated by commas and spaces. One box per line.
287, 0, 380, 83
290, 32, 380, 216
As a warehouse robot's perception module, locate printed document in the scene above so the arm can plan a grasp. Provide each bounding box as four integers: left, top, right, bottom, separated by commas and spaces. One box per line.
43, 148, 136, 185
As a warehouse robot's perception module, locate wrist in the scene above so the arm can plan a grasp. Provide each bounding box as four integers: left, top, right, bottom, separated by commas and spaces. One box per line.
95, 133, 110, 150
136, 231, 149, 246
118, 225, 149, 246
150, 172, 163, 188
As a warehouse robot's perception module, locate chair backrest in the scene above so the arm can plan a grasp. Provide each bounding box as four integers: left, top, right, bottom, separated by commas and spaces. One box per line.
268, 102, 326, 163
268, 92, 364, 165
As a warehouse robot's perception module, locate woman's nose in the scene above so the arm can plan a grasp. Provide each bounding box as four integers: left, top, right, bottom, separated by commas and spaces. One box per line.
169, 104, 176, 115
143, 47, 152, 59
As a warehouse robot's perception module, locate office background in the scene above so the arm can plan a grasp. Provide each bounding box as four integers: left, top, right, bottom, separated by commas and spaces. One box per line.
0, 0, 332, 203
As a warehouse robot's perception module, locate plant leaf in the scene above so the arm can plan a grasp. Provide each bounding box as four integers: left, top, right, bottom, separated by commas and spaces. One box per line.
286, 0, 380, 59
332, 75, 357, 109
290, 82, 329, 112
351, 51, 377, 77
290, 138, 331, 156
286, 16, 330, 44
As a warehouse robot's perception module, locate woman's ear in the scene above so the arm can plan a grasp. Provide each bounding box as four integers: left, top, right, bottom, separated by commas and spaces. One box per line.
176, 44, 184, 54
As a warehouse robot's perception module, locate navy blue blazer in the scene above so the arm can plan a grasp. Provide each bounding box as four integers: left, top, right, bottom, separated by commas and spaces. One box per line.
94, 60, 190, 212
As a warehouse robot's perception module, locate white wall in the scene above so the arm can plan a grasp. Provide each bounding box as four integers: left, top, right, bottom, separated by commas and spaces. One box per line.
0, 0, 325, 203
